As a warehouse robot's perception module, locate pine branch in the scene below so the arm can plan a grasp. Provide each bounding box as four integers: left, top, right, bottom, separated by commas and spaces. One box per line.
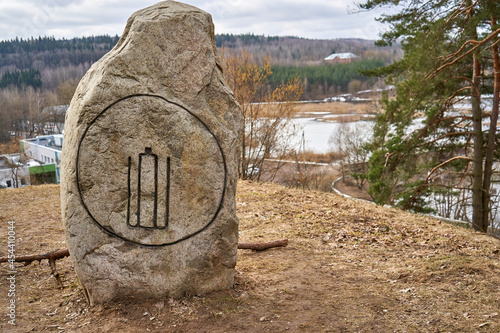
403, 156, 474, 209
429, 27, 500, 79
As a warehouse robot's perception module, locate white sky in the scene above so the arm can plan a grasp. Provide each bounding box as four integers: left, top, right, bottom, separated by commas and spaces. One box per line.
0, 0, 390, 41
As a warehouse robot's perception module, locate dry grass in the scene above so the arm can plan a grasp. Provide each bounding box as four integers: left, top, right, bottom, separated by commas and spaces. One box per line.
289, 150, 345, 164
320, 114, 376, 123
1, 182, 500, 332
295, 101, 376, 117
0, 138, 22, 155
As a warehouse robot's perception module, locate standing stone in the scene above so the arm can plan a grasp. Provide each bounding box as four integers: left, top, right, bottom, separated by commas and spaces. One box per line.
60, 1, 243, 305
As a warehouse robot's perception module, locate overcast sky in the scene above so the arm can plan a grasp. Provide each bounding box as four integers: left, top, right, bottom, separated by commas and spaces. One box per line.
0, 0, 389, 42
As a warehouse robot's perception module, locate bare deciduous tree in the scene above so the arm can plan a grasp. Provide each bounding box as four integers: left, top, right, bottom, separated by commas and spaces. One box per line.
329, 122, 372, 186
220, 48, 304, 180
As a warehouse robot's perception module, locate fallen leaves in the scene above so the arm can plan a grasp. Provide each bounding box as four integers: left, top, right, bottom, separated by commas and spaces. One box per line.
1, 181, 500, 332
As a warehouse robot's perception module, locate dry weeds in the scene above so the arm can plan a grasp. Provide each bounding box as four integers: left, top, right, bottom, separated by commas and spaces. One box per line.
1, 182, 499, 332
295, 101, 376, 118
0, 138, 22, 155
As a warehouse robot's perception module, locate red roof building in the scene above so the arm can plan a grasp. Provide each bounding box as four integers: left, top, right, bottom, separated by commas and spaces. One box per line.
324, 52, 359, 64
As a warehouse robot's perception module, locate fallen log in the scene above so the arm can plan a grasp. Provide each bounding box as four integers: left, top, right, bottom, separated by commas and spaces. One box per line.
0, 240, 288, 287
237, 239, 288, 251
0, 239, 289, 265
0, 248, 70, 264
0, 248, 69, 288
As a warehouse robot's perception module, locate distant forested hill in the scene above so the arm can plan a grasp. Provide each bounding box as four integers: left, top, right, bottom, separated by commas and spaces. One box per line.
0, 33, 400, 91
216, 33, 401, 67
0, 33, 400, 141
270, 59, 385, 99
0, 35, 119, 90
0, 35, 118, 68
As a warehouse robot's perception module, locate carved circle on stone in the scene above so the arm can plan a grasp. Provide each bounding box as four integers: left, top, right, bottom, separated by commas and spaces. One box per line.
76, 94, 227, 246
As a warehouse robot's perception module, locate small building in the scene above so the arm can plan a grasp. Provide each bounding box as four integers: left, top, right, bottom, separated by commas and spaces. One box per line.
0, 154, 30, 189
324, 52, 360, 64
20, 134, 63, 183
0, 154, 56, 188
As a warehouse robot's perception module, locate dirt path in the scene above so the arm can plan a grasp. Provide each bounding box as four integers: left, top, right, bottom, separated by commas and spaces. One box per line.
1, 182, 499, 332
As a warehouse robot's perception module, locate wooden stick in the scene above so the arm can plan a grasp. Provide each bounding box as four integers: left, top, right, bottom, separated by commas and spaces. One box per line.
0, 240, 288, 288
237, 239, 288, 251
0, 248, 70, 264
48, 256, 64, 288
0, 248, 70, 288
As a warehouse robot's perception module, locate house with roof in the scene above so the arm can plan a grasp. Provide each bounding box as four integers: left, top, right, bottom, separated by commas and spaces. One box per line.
1, 134, 65, 189
324, 52, 360, 64
20, 134, 63, 184
0, 153, 57, 189
41, 105, 68, 134
0, 154, 30, 189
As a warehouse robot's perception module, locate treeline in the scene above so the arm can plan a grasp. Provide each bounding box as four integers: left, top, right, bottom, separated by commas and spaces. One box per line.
0, 35, 119, 74
0, 69, 41, 89
270, 59, 385, 99
1, 34, 399, 69
0, 33, 400, 142
0, 85, 71, 142
0, 34, 401, 70
217, 33, 402, 67
0, 33, 402, 96
0, 35, 118, 54
215, 33, 281, 48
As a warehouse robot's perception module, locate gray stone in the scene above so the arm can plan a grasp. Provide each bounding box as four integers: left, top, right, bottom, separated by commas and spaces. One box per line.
60, 1, 243, 305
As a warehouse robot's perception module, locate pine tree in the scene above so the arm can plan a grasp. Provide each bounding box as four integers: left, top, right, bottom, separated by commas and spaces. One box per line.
360, 0, 500, 232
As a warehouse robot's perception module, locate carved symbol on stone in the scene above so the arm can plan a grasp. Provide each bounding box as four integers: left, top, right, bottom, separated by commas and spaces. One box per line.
127, 147, 171, 230
76, 94, 227, 247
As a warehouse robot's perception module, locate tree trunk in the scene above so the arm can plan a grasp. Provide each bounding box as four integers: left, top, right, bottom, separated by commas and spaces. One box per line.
471, 43, 485, 232
466, 0, 485, 232
241, 128, 247, 179
481, 16, 500, 230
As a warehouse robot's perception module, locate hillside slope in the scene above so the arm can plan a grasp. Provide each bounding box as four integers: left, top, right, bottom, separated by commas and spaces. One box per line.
0, 181, 499, 332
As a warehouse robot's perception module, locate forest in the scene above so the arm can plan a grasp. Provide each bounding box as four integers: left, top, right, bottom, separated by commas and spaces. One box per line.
270, 59, 385, 99
0, 33, 400, 142
0, 34, 398, 93
0, 69, 41, 89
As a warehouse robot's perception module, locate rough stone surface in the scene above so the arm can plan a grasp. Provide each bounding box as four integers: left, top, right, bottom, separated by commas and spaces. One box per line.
60, 1, 243, 305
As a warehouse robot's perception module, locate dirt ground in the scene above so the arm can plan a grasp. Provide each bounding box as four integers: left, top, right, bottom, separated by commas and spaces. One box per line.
1, 181, 500, 332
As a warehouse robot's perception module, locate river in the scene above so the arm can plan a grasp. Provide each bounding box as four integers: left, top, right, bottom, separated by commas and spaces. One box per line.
291, 116, 373, 153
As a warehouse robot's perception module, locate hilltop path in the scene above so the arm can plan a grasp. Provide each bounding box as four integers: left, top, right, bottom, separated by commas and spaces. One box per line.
0, 181, 499, 332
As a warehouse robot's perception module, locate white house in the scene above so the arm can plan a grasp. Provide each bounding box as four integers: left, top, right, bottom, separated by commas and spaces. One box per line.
324, 52, 360, 64
0, 154, 29, 188
21, 134, 63, 183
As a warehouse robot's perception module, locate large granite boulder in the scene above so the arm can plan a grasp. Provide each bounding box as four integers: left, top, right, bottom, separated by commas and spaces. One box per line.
60, 1, 243, 305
